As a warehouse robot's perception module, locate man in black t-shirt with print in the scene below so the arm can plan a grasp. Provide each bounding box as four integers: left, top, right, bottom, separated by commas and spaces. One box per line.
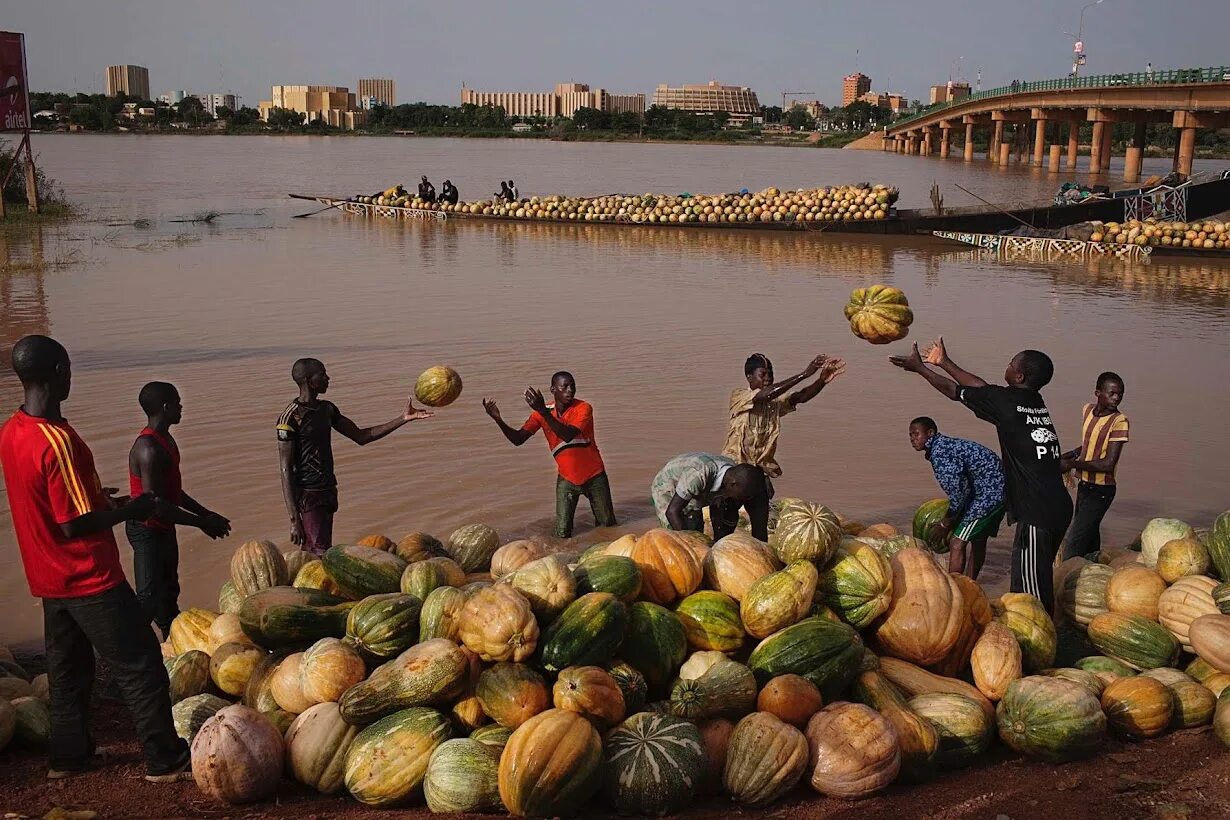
890, 337, 1072, 613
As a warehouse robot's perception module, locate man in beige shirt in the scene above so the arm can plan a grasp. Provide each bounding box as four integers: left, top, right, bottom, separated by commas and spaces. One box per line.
722, 353, 845, 477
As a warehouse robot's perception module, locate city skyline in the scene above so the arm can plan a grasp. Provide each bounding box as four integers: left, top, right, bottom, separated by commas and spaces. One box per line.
9, 0, 1228, 111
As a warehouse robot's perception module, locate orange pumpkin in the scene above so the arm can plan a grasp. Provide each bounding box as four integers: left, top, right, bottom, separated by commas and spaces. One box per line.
270, 653, 313, 714
299, 638, 366, 704
490, 540, 550, 580
1101, 676, 1174, 739
874, 549, 966, 667
844, 284, 913, 345
394, 532, 446, 564
605, 529, 702, 606
459, 584, 539, 663
929, 573, 992, 677
696, 717, 735, 795
702, 533, 780, 601
805, 702, 900, 798
450, 646, 487, 731
476, 662, 550, 729
551, 666, 625, 729
859, 523, 899, 539
1105, 565, 1167, 620
356, 534, 395, 551
969, 621, 1022, 701
756, 674, 823, 728
1157, 575, 1219, 650
497, 709, 603, 817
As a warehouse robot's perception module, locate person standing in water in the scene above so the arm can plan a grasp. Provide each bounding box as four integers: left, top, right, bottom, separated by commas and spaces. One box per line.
1060, 372, 1129, 560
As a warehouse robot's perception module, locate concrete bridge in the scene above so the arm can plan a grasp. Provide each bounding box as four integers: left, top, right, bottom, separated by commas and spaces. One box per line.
883, 66, 1230, 181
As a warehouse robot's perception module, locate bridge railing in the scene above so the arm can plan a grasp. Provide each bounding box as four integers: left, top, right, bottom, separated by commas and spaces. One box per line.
889, 65, 1230, 131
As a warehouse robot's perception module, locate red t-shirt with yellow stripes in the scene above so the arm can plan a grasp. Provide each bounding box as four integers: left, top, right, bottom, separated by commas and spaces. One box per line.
1077, 403, 1130, 486
0, 409, 124, 598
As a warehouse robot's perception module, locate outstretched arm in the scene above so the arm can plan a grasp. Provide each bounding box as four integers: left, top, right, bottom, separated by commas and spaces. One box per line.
334, 400, 433, 446
753, 355, 826, 404
131, 438, 214, 531
924, 337, 987, 388
483, 399, 533, 446
787, 357, 846, 407
889, 343, 961, 400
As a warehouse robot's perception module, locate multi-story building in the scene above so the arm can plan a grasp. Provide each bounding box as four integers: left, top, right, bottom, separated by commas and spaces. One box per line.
886, 93, 907, 113
357, 78, 395, 107
200, 93, 238, 117
157, 90, 188, 105
929, 81, 971, 105
842, 73, 871, 106
651, 81, 760, 123
459, 82, 645, 119
257, 85, 368, 129
106, 65, 150, 100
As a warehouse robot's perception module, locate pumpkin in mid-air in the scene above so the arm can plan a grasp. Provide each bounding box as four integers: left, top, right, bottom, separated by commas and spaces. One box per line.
844, 285, 914, 345
414, 365, 463, 407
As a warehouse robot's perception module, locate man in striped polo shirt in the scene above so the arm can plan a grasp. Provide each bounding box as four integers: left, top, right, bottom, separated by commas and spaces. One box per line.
1061, 372, 1129, 559
483, 371, 617, 538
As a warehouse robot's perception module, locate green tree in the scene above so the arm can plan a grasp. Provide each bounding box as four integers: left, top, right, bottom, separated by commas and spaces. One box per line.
214, 105, 233, 119
784, 105, 814, 130
266, 107, 306, 131
611, 111, 642, 133
760, 105, 783, 123
711, 110, 730, 129
572, 106, 611, 130
68, 105, 102, 129
177, 95, 210, 127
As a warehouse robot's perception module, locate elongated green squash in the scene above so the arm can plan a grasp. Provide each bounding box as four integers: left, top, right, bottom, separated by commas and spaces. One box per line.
344, 707, 452, 806
323, 544, 407, 599
238, 586, 353, 649
619, 601, 687, 692
338, 638, 468, 725
344, 593, 421, 661
538, 592, 628, 672
675, 591, 745, 652
670, 656, 757, 719
818, 540, 892, 629
1206, 510, 1230, 581
852, 669, 938, 782
996, 675, 1106, 762
1087, 612, 1180, 671
574, 554, 642, 602
419, 586, 467, 642
747, 616, 864, 698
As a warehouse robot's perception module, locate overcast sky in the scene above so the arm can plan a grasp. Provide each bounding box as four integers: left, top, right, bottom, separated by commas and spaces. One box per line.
7, 0, 1228, 107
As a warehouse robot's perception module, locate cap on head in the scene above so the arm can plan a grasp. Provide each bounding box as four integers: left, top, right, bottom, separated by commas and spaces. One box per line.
1015, 349, 1054, 389
138, 381, 178, 416
11, 334, 68, 386
744, 353, 773, 376
291, 357, 324, 386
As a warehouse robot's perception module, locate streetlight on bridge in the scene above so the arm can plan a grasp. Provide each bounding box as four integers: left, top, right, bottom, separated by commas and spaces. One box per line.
1065, 0, 1105, 78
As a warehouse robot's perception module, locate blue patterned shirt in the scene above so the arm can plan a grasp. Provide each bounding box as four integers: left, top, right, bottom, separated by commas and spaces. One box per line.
925, 433, 1006, 521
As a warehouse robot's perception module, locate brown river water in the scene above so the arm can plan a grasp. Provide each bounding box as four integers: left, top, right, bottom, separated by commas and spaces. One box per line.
1, 134, 1228, 644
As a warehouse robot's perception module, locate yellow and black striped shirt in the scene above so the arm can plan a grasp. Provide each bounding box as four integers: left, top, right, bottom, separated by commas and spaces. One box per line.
1077, 403, 1129, 485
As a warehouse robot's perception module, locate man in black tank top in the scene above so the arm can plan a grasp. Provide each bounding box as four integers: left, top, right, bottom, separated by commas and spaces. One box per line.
277, 358, 434, 556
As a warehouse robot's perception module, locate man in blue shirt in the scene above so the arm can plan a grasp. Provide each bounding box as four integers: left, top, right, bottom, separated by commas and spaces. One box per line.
909, 416, 1006, 579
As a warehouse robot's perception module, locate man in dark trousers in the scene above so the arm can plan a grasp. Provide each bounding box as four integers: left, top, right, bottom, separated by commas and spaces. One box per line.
277, 357, 433, 555
890, 337, 1072, 613
482, 371, 617, 538
127, 382, 231, 640
1060, 371, 1129, 559
0, 335, 189, 781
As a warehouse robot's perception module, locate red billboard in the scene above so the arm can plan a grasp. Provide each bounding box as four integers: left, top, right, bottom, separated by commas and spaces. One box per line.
0, 31, 31, 132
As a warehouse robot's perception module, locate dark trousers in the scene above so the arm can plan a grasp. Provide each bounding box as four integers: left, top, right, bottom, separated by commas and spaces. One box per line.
1061, 482, 1118, 561
1011, 523, 1062, 614
42, 582, 188, 774
298, 486, 338, 557
126, 521, 181, 639
554, 472, 618, 538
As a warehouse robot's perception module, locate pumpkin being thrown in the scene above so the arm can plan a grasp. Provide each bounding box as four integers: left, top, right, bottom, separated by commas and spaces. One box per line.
414, 365, 463, 407
844, 284, 914, 345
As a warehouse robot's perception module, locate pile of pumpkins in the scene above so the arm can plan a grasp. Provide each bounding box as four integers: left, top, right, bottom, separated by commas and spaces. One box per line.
1089, 219, 1229, 250
356, 184, 899, 225
5, 504, 1230, 816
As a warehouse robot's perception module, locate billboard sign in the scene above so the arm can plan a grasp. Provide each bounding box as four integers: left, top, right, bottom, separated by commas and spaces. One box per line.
1, 31, 31, 132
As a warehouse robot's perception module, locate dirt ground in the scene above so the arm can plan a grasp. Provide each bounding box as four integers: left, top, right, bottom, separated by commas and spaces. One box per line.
2, 688, 1227, 820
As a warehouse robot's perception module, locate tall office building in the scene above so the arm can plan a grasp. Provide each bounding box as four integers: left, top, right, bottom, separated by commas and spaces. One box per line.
651, 81, 760, 122
357, 78, 395, 107
106, 65, 151, 99
842, 73, 872, 106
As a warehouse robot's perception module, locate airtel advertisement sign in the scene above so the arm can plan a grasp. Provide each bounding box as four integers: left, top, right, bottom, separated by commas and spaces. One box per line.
0, 32, 31, 133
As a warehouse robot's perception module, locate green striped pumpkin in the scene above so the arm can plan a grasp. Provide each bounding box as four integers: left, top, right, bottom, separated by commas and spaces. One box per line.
996, 676, 1106, 762
445, 523, 500, 573
10, 697, 49, 749
747, 616, 864, 698
418, 586, 467, 642
172, 693, 231, 743
469, 723, 513, 750
539, 592, 628, 673
423, 738, 503, 814
619, 602, 687, 692
674, 591, 745, 652
669, 656, 757, 720
345, 593, 422, 661
343, 707, 453, 807
574, 554, 642, 602
1213, 580, 1230, 614
818, 540, 893, 628
400, 561, 450, 601
1207, 510, 1230, 581
218, 580, 243, 615
1074, 655, 1136, 678
1060, 562, 1114, 627
1088, 612, 1180, 670
338, 638, 468, 725
603, 712, 706, 816
323, 545, 407, 599
768, 502, 841, 566
912, 498, 951, 552
165, 650, 212, 703
908, 693, 993, 769
604, 661, 649, 715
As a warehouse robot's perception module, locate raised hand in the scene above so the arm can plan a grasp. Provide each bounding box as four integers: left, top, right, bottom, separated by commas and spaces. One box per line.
482, 398, 502, 421
819, 357, 847, 384
803, 354, 828, 376
923, 336, 948, 366
524, 387, 549, 414
404, 399, 434, 422
888, 343, 926, 373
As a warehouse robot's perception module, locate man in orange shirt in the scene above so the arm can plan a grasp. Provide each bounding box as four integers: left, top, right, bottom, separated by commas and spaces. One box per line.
483, 371, 616, 538
0, 335, 189, 781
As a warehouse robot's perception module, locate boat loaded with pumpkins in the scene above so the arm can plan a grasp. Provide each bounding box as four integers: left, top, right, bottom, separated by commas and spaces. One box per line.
289, 172, 1230, 237
9, 499, 1229, 813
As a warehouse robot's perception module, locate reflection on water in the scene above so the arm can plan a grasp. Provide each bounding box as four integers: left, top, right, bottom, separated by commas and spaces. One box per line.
0, 135, 1227, 643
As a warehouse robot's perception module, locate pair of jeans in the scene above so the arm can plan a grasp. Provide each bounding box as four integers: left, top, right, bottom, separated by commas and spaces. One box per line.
126, 521, 181, 639
42, 582, 188, 774
554, 472, 617, 538
1061, 482, 1118, 561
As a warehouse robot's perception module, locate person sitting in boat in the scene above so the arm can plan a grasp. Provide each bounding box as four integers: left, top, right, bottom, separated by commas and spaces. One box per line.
418, 176, 436, 203
508, 180, 520, 201
651, 453, 772, 542
440, 180, 459, 205
496, 181, 512, 202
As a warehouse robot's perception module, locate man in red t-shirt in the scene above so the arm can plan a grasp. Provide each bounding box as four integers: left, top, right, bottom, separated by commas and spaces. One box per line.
483, 371, 617, 538
0, 335, 189, 781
